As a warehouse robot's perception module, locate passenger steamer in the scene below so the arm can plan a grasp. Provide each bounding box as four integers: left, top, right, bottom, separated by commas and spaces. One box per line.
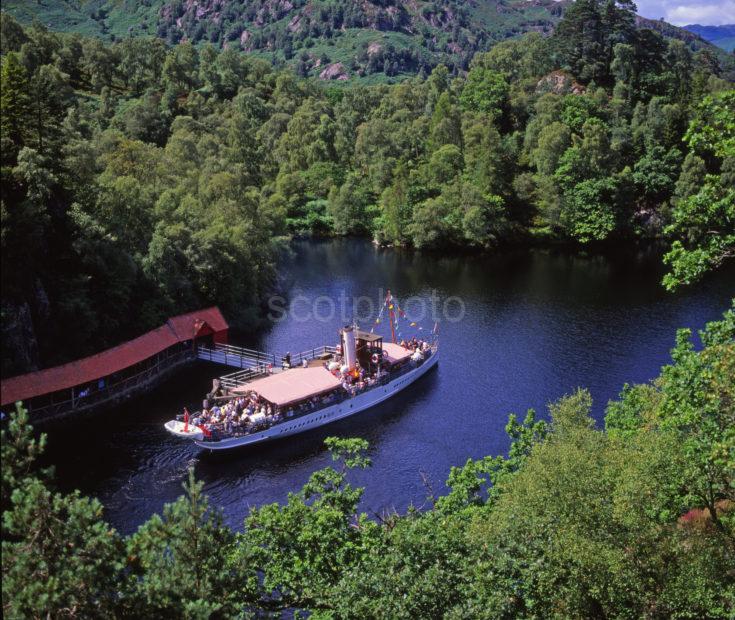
165, 293, 438, 451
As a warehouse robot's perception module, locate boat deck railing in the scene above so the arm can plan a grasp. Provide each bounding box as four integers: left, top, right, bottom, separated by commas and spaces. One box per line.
215, 345, 338, 392
218, 366, 271, 391
288, 345, 338, 367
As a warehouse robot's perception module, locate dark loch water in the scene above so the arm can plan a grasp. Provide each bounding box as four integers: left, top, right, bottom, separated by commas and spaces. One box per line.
46, 240, 734, 535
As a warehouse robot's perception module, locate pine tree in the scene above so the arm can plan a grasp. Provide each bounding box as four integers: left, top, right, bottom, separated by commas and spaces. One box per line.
2, 405, 126, 618
125, 469, 250, 617
0, 53, 31, 167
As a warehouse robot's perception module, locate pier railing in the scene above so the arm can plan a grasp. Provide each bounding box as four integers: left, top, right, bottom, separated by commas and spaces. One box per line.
197, 343, 277, 369
25, 349, 194, 423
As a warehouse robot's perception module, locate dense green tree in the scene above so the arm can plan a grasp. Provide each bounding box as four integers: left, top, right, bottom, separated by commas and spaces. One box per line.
632, 145, 682, 208
560, 176, 619, 242
672, 151, 707, 205
462, 112, 508, 197
656, 309, 735, 540
327, 173, 372, 235
427, 143, 463, 185
81, 37, 117, 90
0, 13, 28, 55
276, 98, 336, 173
379, 164, 413, 244
409, 180, 506, 248
0, 53, 31, 167
117, 37, 166, 96
241, 437, 377, 611
531, 121, 571, 176
334, 509, 469, 618
477, 33, 551, 83
663, 91, 735, 289
459, 65, 508, 117
126, 470, 248, 617
2, 406, 125, 618
28, 64, 72, 159
430, 91, 462, 150
162, 41, 199, 93
463, 380, 732, 618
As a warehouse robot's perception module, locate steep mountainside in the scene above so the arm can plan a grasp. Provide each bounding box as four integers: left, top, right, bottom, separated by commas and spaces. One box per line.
683, 24, 735, 52
2, 0, 731, 80
2, 0, 565, 79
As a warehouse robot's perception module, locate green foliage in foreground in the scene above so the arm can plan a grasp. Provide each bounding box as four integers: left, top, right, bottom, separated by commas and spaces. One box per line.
663, 91, 735, 291
3, 306, 734, 618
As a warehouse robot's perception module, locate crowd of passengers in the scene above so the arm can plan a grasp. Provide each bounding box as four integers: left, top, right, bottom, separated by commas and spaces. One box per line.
191, 338, 432, 437
191, 390, 343, 437
399, 337, 432, 354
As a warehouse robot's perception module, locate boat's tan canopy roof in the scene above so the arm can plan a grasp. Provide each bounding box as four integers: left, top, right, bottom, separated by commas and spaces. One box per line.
382, 342, 412, 364
232, 366, 342, 406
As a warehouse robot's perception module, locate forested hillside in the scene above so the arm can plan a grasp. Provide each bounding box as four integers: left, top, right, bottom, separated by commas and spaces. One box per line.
0, 0, 565, 80
2, 1, 734, 375
3, 305, 734, 617
3, 0, 732, 81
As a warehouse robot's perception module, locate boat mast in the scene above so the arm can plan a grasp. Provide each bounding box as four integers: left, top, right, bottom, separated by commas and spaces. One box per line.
387, 289, 397, 344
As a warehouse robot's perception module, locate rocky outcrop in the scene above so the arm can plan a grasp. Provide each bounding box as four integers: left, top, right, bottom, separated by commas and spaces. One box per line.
319, 62, 349, 80
536, 70, 586, 95
367, 41, 383, 56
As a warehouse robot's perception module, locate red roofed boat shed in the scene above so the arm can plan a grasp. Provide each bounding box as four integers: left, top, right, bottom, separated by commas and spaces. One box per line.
1, 307, 228, 422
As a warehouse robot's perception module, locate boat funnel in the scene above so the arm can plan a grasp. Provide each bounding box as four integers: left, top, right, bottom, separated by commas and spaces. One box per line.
341, 325, 357, 371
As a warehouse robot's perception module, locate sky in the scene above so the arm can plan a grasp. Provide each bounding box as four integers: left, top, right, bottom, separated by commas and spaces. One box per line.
634, 0, 735, 25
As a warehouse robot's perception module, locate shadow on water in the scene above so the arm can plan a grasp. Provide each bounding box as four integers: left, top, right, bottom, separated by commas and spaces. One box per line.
40, 239, 734, 534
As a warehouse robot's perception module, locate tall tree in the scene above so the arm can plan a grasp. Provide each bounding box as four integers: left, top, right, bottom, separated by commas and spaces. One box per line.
0, 53, 31, 167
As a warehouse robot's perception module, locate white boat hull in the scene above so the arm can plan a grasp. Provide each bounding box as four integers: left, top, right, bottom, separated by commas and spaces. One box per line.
192, 348, 439, 451
164, 419, 204, 440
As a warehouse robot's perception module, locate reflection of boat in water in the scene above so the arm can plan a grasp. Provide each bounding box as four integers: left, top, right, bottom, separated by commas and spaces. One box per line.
165, 291, 439, 452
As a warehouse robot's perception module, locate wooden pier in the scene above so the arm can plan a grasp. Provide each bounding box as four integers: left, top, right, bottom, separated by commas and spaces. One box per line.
1, 307, 229, 423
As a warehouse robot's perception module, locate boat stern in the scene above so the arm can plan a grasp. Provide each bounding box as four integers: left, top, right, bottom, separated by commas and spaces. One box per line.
164, 419, 204, 441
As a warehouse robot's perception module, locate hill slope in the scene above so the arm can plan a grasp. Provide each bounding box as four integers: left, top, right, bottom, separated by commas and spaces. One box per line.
2, 1, 731, 81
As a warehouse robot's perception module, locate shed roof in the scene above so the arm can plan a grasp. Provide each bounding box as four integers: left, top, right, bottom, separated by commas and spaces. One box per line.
232, 366, 342, 406
167, 307, 228, 340
1, 307, 228, 407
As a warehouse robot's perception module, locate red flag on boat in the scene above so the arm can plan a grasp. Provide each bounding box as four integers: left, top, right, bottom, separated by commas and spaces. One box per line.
183, 407, 190, 432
